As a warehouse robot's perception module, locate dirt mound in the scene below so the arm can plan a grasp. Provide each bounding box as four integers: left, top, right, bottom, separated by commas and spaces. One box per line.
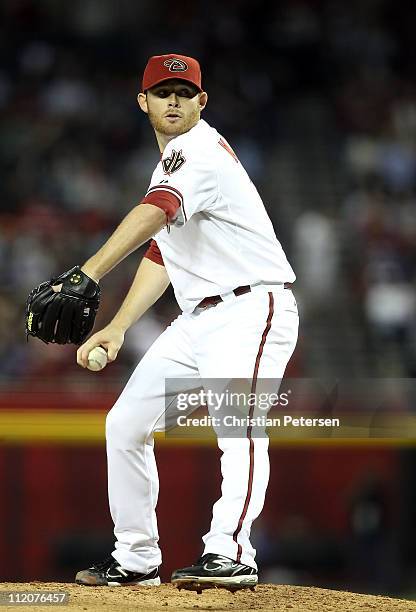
0, 582, 415, 611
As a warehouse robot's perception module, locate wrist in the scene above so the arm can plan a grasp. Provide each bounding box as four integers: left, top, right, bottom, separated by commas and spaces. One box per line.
80, 262, 101, 283
110, 316, 130, 334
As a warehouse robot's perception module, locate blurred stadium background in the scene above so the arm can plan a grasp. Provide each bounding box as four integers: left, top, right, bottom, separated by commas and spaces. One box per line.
1, 0, 416, 597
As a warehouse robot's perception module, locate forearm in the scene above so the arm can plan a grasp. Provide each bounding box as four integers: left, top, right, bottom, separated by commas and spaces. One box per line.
111, 257, 170, 332
81, 204, 166, 281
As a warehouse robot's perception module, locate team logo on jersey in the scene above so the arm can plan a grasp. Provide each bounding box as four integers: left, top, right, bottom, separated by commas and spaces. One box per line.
164, 58, 188, 72
162, 149, 186, 174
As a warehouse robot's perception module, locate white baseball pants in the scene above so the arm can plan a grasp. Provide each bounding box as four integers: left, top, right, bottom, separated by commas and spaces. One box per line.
107, 285, 298, 573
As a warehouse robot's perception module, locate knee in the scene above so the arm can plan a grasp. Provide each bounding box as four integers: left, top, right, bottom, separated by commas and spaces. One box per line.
106, 404, 148, 447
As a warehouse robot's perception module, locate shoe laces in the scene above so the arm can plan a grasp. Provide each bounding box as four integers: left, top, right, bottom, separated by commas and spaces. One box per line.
93, 555, 116, 570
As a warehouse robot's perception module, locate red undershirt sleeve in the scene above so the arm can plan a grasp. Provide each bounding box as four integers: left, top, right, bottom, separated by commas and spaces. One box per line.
141, 185, 182, 221
143, 239, 164, 266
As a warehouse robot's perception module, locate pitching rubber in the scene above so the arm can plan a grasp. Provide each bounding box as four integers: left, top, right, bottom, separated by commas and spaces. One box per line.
106, 577, 161, 587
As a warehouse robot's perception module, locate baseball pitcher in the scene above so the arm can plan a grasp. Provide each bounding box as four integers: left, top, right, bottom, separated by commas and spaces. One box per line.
26, 54, 299, 592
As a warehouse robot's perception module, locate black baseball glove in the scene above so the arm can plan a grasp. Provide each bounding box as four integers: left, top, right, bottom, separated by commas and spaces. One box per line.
25, 266, 100, 345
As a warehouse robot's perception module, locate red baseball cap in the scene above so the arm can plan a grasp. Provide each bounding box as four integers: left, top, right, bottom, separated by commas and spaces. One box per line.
142, 54, 202, 92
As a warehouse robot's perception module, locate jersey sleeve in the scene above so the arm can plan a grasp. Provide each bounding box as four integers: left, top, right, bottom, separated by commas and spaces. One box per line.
141, 187, 180, 222
142, 143, 217, 227
143, 239, 164, 266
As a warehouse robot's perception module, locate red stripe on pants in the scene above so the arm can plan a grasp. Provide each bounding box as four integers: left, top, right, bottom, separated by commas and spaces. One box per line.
232, 292, 275, 563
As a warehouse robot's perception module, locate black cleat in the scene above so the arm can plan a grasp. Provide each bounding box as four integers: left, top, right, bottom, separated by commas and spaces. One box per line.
75, 555, 160, 586
171, 553, 257, 592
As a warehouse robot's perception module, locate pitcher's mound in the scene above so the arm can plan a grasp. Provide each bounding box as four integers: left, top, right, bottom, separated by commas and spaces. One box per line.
1, 582, 415, 611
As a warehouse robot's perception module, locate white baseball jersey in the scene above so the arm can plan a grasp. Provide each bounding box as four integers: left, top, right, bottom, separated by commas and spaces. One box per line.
142, 119, 295, 313
108, 122, 299, 575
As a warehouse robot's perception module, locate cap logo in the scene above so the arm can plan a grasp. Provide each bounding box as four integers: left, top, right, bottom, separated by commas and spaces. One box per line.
163, 58, 188, 72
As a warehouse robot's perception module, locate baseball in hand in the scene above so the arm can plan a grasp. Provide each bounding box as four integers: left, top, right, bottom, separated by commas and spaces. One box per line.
87, 346, 108, 371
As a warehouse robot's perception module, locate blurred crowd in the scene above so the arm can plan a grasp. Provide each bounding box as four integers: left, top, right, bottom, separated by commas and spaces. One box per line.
1, 0, 416, 383
340, 81, 416, 376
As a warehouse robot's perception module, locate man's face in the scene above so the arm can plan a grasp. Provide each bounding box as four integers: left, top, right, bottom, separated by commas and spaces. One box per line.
138, 79, 207, 137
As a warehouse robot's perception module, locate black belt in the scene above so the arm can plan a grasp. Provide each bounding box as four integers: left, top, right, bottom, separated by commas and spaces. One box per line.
197, 283, 293, 310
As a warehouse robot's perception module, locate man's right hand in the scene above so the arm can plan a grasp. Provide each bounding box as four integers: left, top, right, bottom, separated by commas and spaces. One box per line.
76, 324, 125, 368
